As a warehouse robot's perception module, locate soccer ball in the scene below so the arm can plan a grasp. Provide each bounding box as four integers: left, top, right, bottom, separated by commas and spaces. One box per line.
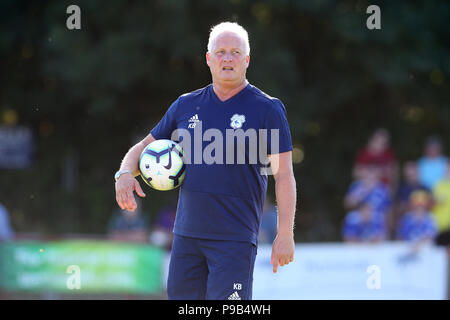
139, 139, 186, 191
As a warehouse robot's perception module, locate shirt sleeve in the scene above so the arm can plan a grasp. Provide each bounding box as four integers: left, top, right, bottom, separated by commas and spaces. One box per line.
342, 212, 359, 239
342, 221, 355, 239
150, 98, 180, 140
265, 99, 293, 155
355, 149, 368, 165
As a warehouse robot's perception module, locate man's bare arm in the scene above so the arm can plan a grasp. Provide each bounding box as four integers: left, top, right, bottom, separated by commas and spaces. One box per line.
269, 151, 297, 273
119, 133, 156, 176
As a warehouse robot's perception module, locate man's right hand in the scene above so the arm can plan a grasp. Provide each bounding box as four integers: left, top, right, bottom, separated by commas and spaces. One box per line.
115, 173, 146, 212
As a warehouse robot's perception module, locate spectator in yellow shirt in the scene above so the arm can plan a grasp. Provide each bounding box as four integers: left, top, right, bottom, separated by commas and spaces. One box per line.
432, 161, 450, 233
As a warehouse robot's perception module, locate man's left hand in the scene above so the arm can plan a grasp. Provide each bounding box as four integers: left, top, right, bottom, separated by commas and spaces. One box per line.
271, 233, 295, 274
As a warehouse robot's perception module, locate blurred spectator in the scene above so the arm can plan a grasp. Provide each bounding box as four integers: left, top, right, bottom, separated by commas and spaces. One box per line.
342, 203, 387, 243
258, 197, 278, 244
345, 164, 393, 224
417, 135, 448, 190
394, 161, 430, 231
353, 128, 397, 188
396, 191, 437, 244
149, 205, 176, 251
0, 203, 14, 241
432, 161, 450, 234
108, 201, 150, 244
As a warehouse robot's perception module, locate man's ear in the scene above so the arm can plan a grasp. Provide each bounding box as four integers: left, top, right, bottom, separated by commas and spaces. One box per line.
206, 52, 210, 67
246, 55, 250, 68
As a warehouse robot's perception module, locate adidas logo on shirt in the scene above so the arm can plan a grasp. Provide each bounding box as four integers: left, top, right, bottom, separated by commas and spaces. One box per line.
227, 291, 241, 300
188, 114, 200, 128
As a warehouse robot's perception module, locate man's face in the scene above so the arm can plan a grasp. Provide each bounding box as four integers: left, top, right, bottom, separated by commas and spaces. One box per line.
206, 32, 250, 86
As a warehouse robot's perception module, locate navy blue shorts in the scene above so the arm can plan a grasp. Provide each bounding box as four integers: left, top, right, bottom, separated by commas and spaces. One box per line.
167, 234, 258, 300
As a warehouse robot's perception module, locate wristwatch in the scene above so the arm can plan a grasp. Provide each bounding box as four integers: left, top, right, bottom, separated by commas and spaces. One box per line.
114, 170, 132, 181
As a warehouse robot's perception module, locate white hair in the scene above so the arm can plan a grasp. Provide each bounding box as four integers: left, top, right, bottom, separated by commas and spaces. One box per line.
207, 22, 250, 55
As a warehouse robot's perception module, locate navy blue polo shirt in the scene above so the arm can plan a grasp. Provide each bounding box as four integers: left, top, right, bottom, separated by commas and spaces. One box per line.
150, 83, 292, 245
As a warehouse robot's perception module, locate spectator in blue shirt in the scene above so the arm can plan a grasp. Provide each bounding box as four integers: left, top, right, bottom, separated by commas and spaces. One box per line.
344, 165, 393, 222
342, 203, 387, 243
394, 161, 430, 234
417, 136, 448, 190
396, 161, 430, 210
396, 190, 437, 243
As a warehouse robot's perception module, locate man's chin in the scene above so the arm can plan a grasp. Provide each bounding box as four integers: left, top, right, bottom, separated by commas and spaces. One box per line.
215, 78, 235, 84
218, 73, 234, 79
213, 75, 246, 86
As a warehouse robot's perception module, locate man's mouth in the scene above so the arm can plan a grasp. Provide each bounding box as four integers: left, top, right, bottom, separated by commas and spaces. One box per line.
222, 67, 234, 71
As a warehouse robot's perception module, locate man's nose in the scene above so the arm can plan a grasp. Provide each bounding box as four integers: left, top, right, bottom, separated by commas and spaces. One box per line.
222, 53, 233, 62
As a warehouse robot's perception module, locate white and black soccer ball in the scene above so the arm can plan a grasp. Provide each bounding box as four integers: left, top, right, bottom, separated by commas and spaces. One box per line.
139, 139, 185, 191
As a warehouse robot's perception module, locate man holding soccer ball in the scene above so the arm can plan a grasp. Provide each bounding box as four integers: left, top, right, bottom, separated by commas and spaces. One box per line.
115, 22, 296, 300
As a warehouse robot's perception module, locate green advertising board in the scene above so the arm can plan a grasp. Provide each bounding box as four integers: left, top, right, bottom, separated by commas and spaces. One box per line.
0, 240, 165, 294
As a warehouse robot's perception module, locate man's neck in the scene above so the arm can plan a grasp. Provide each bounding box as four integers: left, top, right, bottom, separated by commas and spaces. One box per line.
212, 79, 248, 102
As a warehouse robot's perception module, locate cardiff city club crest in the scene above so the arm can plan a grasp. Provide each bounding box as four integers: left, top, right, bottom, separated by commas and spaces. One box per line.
230, 114, 246, 129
